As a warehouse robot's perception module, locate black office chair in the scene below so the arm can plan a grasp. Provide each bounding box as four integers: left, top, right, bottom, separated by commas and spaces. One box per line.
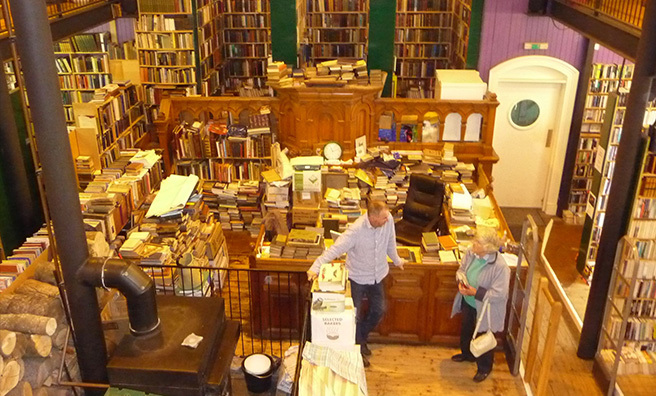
394, 174, 445, 246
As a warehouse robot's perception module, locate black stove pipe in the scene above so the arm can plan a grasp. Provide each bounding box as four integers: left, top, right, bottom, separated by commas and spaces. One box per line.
9, 0, 108, 391
78, 258, 160, 336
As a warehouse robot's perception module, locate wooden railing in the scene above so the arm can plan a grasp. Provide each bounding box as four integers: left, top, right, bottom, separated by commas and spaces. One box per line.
155, 89, 500, 175
0, 0, 110, 37
555, 0, 645, 29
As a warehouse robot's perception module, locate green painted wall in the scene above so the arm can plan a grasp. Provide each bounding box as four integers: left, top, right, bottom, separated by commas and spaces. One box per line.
466, 0, 484, 69
368, 0, 396, 97
271, 0, 298, 66
0, 91, 43, 255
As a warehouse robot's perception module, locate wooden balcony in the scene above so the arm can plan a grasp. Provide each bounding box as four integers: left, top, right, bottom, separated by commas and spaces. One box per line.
551, 0, 645, 60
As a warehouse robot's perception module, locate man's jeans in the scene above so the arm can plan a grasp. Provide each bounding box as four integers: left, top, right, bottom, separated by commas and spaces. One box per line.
350, 279, 386, 345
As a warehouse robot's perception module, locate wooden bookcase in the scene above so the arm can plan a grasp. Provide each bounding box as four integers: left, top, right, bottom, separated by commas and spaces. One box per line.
197, 0, 225, 96
221, 0, 271, 95
72, 84, 147, 169
596, 235, 656, 394
394, 0, 452, 98
135, 0, 198, 109
567, 64, 633, 216
577, 91, 625, 282
301, 0, 369, 64
451, 0, 471, 69
54, 33, 112, 125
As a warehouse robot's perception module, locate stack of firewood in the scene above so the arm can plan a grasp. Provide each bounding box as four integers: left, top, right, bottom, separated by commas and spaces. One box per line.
0, 261, 79, 396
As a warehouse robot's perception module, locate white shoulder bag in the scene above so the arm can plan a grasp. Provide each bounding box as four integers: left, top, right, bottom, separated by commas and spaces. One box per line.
470, 299, 497, 357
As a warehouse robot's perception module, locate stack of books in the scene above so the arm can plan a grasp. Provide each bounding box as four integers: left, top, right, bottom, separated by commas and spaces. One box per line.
236, 180, 263, 237
269, 234, 287, 258
75, 156, 97, 188
456, 162, 477, 192
442, 143, 458, 166
0, 227, 50, 290
421, 231, 440, 265
267, 61, 290, 84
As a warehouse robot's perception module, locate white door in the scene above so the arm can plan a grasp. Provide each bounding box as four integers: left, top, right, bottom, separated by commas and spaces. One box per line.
492, 81, 563, 208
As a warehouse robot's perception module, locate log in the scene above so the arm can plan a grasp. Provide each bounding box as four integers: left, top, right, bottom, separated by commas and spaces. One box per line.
49, 327, 67, 351
12, 335, 51, 359
0, 316, 56, 337
4, 381, 32, 396
20, 358, 50, 389
31, 263, 56, 287
14, 281, 59, 299
33, 386, 72, 396
0, 360, 23, 395
0, 331, 16, 357
0, 295, 63, 320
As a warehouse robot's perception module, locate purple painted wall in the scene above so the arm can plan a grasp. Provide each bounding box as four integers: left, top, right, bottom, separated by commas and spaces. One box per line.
478, 0, 587, 81
593, 44, 633, 65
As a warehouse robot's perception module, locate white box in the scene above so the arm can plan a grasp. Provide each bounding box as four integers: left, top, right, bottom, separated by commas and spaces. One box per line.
311, 297, 356, 350
311, 278, 351, 312
435, 70, 487, 100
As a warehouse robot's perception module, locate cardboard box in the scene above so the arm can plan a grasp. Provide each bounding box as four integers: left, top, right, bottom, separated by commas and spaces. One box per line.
435, 69, 487, 100
311, 278, 351, 312
378, 111, 397, 142
311, 297, 356, 350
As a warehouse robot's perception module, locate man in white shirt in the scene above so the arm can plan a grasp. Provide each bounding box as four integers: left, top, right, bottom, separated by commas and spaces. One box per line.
307, 200, 405, 366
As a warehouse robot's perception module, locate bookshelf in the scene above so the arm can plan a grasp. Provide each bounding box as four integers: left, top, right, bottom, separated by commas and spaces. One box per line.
53, 33, 112, 125
222, 0, 271, 95
452, 0, 471, 68
197, 0, 225, 95
172, 112, 273, 182
135, 0, 198, 110
394, 0, 452, 98
301, 0, 369, 64
567, 63, 633, 216
596, 236, 656, 394
72, 84, 147, 170
577, 91, 625, 282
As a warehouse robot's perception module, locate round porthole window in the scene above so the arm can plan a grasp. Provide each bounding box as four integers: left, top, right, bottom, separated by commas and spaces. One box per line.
509, 99, 540, 128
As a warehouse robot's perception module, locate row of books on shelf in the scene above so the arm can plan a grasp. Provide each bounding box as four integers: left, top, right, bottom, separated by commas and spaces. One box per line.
224, 15, 269, 28
395, 59, 443, 78
225, 44, 269, 58
395, 43, 449, 58
620, 257, 656, 281
306, 30, 367, 43
89, 84, 142, 131
570, 177, 592, 191
55, 55, 109, 74
639, 177, 656, 198
395, 28, 452, 43
0, 228, 50, 290
583, 108, 604, 123
634, 197, 656, 219
137, 0, 191, 13
136, 14, 193, 31
226, 59, 267, 76
308, 44, 366, 60
608, 316, 656, 344
397, 0, 451, 12
305, 14, 367, 26
578, 136, 598, 150
585, 94, 608, 109
589, 79, 631, 94
573, 164, 593, 178
177, 159, 266, 182
627, 219, 656, 240
60, 73, 112, 91
140, 67, 197, 84
599, 347, 656, 375
176, 131, 272, 160
139, 84, 197, 106
396, 13, 452, 27
62, 90, 96, 106
306, 0, 367, 12
592, 62, 634, 80
54, 33, 109, 53
224, 0, 269, 13
224, 30, 270, 43
136, 32, 194, 50
139, 50, 194, 66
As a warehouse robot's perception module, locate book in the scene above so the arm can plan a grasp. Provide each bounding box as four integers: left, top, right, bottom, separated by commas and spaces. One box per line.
438, 235, 458, 251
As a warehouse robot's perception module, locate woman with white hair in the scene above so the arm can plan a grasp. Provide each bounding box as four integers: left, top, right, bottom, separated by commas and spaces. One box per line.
450, 227, 510, 383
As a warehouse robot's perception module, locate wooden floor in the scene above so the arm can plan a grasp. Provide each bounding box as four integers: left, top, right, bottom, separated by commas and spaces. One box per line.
223, 227, 616, 396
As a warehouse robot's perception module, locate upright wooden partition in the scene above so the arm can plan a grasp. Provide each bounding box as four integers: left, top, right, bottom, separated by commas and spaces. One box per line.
154, 86, 500, 175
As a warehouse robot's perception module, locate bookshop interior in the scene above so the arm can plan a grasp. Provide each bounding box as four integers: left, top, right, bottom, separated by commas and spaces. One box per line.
1, 0, 656, 395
